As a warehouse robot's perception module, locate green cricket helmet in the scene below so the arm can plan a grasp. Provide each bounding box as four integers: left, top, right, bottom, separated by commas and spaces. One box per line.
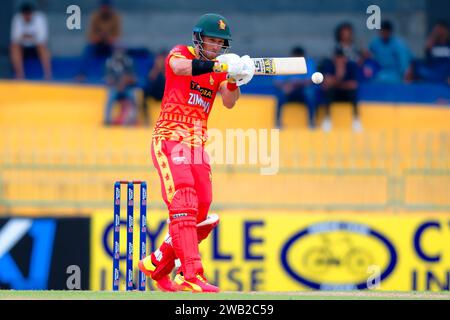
193, 13, 232, 56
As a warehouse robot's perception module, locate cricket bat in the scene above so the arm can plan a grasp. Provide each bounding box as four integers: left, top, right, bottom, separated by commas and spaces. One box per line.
252, 57, 307, 75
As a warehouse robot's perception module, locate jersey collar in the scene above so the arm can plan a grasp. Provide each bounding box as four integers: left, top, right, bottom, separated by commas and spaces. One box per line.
188, 46, 198, 58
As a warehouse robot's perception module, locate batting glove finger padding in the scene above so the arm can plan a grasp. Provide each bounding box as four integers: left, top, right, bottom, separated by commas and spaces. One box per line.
216, 53, 244, 77
234, 55, 256, 86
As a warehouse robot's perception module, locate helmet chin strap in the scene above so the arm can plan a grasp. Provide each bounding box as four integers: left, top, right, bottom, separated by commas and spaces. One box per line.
198, 47, 213, 60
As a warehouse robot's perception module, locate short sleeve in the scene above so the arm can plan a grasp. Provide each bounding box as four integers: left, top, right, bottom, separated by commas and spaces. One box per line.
165, 45, 191, 71
168, 45, 189, 60
306, 58, 317, 75
10, 14, 22, 43
34, 13, 48, 44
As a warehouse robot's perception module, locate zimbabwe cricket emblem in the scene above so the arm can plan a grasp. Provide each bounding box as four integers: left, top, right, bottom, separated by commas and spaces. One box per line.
218, 19, 226, 30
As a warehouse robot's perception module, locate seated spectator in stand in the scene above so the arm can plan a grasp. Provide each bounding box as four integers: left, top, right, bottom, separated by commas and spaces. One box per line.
104, 46, 137, 126
142, 50, 167, 126
335, 22, 379, 82
359, 50, 381, 82
10, 2, 52, 80
409, 20, 450, 84
77, 0, 121, 80
369, 20, 412, 83
320, 48, 361, 132
273, 47, 319, 129
335, 22, 361, 63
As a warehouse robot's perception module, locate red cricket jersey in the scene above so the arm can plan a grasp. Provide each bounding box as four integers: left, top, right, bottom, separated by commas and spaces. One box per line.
153, 45, 228, 147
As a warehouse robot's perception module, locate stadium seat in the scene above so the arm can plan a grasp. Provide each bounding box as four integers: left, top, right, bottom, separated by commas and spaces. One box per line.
1, 81, 449, 213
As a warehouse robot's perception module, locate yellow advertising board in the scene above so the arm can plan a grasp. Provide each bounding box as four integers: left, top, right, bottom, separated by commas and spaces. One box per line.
91, 210, 450, 291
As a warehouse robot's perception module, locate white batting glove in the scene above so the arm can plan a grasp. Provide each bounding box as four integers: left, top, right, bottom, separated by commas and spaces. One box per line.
234, 55, 256, 86
215, 53, 239, 65
215, 53, 244, 77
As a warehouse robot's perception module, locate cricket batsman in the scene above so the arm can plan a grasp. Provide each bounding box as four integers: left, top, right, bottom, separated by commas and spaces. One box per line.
138, 13, 255, 292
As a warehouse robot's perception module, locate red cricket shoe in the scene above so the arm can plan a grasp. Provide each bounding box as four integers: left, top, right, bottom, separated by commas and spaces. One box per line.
174, 273, 220, 293
138, 258, 179, 292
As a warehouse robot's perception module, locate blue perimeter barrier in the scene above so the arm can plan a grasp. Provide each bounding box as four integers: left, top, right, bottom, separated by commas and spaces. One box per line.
18, 55, 450, 105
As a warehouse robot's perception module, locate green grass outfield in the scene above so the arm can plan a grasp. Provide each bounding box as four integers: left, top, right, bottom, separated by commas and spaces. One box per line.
1, 290, 450, 300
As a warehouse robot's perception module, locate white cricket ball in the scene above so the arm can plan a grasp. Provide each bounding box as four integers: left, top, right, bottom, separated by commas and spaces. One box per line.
311, 72, 324, 84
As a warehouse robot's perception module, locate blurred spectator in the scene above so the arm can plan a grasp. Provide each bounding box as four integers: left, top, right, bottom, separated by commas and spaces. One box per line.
273, 47, 319, 129
408, 20, 450, 84
358, 49, 381, 82
77, 0, 122, 80
104, 46, 137, 126
10, 2, 52, 80
369, 20, 412, 83
142, 50, 167, 126
320, 48, 361, 132
426, 21, 450, 63
335, 22, 380, 82
335, 22, 360, 63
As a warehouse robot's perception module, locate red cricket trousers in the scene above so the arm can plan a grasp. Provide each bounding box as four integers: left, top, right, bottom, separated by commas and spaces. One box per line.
151, 138, 212, 223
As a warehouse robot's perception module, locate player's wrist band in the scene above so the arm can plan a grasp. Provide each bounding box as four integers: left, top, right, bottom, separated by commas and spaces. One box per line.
226, 80, 238, 91
192, 59, 215, 76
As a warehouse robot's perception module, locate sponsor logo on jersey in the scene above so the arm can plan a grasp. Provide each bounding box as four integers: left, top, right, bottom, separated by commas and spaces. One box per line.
188, 93, 211, 113
190, 81, 213, 98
